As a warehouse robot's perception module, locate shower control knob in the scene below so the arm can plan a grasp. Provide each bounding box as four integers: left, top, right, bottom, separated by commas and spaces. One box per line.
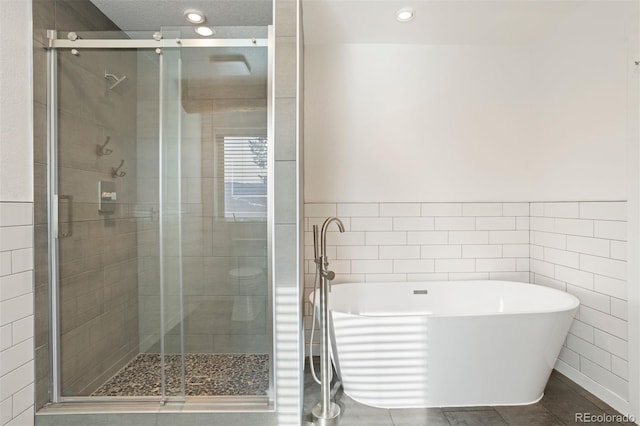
101, 191, 117, 201
324, 270, 336, 281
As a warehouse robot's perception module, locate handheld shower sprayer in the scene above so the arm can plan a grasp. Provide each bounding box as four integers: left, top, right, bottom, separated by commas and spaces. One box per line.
313, 224, 319, 262
311, 217, 344, 426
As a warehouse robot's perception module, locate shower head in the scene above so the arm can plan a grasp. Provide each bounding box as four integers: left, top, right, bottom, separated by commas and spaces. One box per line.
105, 71, 127, 90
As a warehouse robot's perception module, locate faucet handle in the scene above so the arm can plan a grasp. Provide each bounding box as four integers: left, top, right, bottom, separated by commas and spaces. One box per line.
324, 270, 335, 281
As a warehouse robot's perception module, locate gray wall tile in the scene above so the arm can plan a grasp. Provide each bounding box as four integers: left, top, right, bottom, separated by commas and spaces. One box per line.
275, 0, 297, 37
275, 161, 297, 224
275, 98, 297, 161
275, 37, 297, 98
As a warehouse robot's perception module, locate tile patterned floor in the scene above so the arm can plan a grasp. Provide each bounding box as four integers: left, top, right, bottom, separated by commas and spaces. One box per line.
92, 353, 269, 397
303, 360, 635, 426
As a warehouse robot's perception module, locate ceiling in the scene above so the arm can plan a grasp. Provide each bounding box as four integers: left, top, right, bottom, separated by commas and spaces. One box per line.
88, 0, 586, 46
88, 0, 273, 30
301, 0, 586, 45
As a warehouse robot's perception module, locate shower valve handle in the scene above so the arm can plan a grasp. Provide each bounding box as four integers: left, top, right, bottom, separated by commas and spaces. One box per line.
323, 270, 335, 281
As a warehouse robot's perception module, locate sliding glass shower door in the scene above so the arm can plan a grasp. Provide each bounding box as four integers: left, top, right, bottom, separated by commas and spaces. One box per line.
48, 28, 272, 404
159, 28, 272, 399
52, 40, 148, 398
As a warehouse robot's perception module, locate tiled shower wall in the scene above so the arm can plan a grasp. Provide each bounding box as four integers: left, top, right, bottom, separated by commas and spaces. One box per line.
303, 201, 628, 402
33, 0, 139, 404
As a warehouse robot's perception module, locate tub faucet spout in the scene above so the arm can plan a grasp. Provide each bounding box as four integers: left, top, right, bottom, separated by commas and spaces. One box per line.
320, 217, 344, 262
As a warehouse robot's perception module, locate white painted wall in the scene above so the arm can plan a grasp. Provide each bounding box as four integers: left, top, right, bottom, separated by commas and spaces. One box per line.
303, 0, 636, 416
305, 44, 533, 202
527, 2, 632, 202
0, 1, 35, 426
304, 2, 631, 203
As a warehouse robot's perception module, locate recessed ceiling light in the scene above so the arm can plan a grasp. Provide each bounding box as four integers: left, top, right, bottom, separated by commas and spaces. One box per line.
184, 9, 205, 24
194, 26, 215, 37
396, 7, 415, 22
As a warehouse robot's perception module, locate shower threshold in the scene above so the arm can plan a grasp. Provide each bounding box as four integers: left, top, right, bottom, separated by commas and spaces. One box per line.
91, 353, 269, 397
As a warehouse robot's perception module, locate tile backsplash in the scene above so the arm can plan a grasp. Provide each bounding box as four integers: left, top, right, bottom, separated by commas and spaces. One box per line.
0, 202, 35, 426
304, 202, 530, 289
529, 201, 627, 400
304, 201, 628, 401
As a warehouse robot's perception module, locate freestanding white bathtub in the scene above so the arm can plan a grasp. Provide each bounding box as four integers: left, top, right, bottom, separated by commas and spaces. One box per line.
312, 280, 579, 409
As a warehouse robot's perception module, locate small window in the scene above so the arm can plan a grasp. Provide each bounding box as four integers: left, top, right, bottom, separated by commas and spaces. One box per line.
220, 135, 268, 219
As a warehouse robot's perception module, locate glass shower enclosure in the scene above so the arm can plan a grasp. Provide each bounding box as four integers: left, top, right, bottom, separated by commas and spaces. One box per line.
46, 27, 273, 405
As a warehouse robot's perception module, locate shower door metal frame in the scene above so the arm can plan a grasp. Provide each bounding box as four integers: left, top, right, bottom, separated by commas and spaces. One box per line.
46, 28, 274, 409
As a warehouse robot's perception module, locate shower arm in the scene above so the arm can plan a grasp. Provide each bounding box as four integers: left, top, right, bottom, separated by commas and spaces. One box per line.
104, 71, 127, 90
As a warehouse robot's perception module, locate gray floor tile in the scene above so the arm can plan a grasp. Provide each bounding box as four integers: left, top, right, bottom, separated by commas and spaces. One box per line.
441, 405, 495, 412
495, 403, 564, 426
35, 413, 157, 426
335, 393, 395, 426
551, 372, 614, 412
604, 410, 638, 425
157, 413, 278, 426
301, 363, 630, 426
389, 407, 451, 426
540, 378, 611, 426
303, 364, 393, 426
302, 398, 394, 426
444, 409, 508, 426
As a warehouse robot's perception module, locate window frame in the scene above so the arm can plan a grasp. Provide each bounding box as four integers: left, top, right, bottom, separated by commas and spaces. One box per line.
212, 127, 268, 221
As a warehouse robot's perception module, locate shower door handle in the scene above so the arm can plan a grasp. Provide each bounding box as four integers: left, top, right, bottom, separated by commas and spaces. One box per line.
58, 194, 73, 238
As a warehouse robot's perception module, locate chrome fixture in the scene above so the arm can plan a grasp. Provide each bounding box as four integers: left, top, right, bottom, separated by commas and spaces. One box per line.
58, 195, 73, 238
96, 136, 112, 156
311, 217, 344, 426
98, 181, 116, 214
111, 159, 126, 178
105, 71, 127, 90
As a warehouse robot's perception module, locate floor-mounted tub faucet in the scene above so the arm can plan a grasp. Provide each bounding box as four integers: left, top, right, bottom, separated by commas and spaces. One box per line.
317, 216, 345, 276
312, 217, 344, 426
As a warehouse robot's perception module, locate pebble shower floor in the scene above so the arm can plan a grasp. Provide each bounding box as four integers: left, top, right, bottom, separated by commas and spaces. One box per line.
92, 353, 269, 397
